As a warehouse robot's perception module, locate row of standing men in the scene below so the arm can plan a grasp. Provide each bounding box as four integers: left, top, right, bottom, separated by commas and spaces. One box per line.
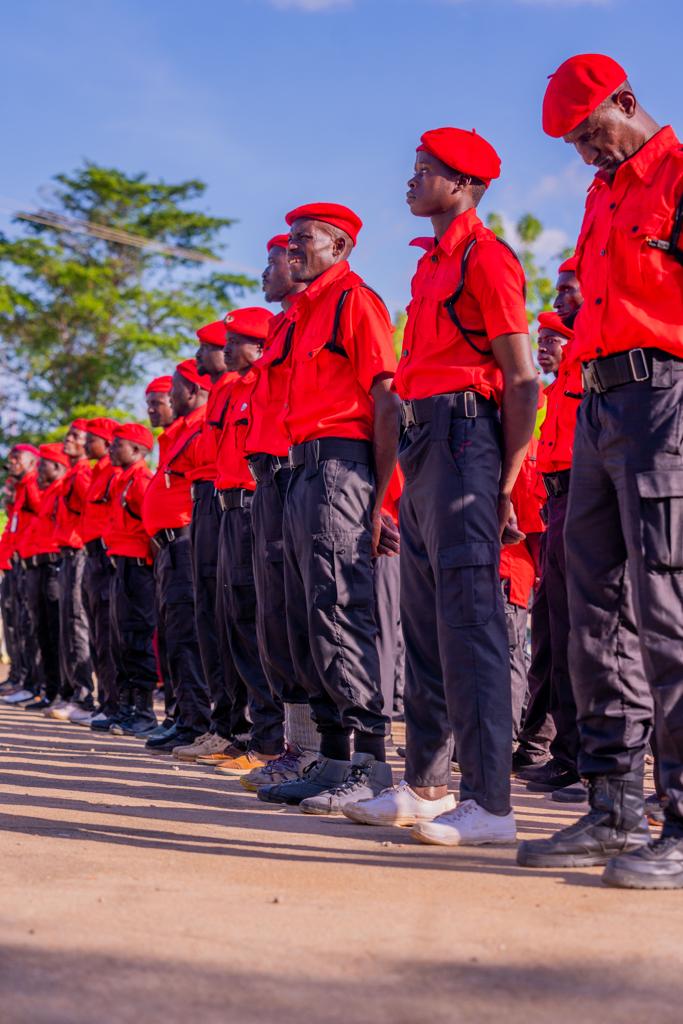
2, 50, 683, 889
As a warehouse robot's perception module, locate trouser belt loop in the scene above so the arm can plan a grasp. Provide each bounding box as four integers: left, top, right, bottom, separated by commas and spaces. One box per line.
431, 395, 454, 442
304, 440, 320, 479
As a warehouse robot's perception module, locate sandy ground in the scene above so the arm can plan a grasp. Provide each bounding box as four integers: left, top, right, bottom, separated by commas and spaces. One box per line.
1, 699, 682, 1024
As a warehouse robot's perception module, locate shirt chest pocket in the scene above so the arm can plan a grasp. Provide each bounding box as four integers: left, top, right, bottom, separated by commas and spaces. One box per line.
612, 204, 671, 292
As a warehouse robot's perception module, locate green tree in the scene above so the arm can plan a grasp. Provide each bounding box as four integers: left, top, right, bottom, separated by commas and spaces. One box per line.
486, 212, 557, 323
0, 162, 256, 449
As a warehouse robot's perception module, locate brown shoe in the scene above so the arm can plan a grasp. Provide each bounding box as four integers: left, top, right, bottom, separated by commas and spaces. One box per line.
196, 742, 244, 766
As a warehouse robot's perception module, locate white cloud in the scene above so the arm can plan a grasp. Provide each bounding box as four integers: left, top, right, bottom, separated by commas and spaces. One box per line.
268, 0, 352, 11
527, 161, 592, 204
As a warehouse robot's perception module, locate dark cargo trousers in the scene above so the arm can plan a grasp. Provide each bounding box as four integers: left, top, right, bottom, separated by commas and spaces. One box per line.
7, 562, 37, 691
399, 398, 512, 815
190, 482, 249, 739
282, 443, 387, 755
110, 558, 158, 696
250, 458, 309, 706
373, 552, 402, 727
82, 545, 118, 714
57, 549, 94, 707
516, 566, 555, 763
565, 364, 683, 816
1, 570, 20, 681
25, 562, 61, 702
217, 497, 283, 755
503, 592, 529, 740
153, 536, 211, 738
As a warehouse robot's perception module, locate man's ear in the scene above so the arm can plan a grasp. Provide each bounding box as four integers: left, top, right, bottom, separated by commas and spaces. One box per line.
614, 87, 637, 118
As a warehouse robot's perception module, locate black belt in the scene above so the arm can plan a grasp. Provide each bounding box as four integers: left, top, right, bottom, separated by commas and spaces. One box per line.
110, 554, 149, 568
246, 453, 291, 483
190, 480, 214, 502
581, 347, 683, 394
85, 538, 106, 556
543, 470, 571, 498
60, 546, 81, 558
401, 390, 498, 428
217, 488, 254, 512
288, 438, 372, 469
151, 525, 191, 550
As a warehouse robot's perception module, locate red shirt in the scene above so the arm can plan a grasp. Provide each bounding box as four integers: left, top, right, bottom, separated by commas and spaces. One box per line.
9, 470, 41, 558
244, 307, 298, 457
0, 524, 13, 569
573, 126, 683, 362
536, 348, 584, 475
500, 438, 545, 608
81, 455, 121, 544
107, 460, 154, 562
142, 405, 206, 536
186, 372, 240, 482
284, 261, 396, 445
215, 370, 259, 492
55, 458, 92, 549
22, 480, 63, 558
381, 465, 404, 524
394, 208, 529, 404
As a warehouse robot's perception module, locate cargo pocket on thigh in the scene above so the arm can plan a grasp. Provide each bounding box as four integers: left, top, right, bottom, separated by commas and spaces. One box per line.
230, 564, 257, 621
333, 532, 374, 609
438, 541, 498, 628
636, 470, 683, 571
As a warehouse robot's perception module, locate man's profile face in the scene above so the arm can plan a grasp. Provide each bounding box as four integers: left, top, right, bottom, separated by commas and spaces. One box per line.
407, 151, 458, 218
288, 219, 342, 283
223, 333, 263, 374
85, 432, 108, 460
563, 95, 634, 176
537, 328, 565, 376
63, 427, 86, 458
146, 391, 174, 429
38, 459, 62, 487
7, 449, 34, 479
196, 341, 226, 379
554, 272, 583, 326
263, 245, 295, 302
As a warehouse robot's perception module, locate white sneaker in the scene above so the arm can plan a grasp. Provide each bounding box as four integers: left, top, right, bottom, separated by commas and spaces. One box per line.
45, 701, 79, 721
411, 800, 517, 846
68, 706, 94, 726
342, 779, 456, 826
3, 688, 35, 705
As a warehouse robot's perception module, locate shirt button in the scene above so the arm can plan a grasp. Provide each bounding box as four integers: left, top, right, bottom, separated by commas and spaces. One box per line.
402, 349, 409, 357
609, 202, 616, 210
431, 255, 438, 263
595, 297, 603, 305
600, 249, 606, 256
596, 347, 603, 354
632, 225, 639, 232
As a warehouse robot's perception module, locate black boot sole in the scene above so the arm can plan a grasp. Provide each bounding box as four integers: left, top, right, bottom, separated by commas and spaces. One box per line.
517, 847, 610, 868
602, 864, 683, 889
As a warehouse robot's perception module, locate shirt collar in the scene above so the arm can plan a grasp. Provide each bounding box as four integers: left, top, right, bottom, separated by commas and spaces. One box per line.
298, 260, 350, 306
599, 125, 679, 186
434, 208, 481, 257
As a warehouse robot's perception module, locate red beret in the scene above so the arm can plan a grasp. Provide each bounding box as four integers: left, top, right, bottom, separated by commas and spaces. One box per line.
113, 423, 154, 450
175, 359, 208, 390
145, 375, 173, 395
86, 417, 118, 442
558, 255, 578, 274
285, 203, 363, 246
543, 53, 627, 138
409, 236, 434, 251
39, 443, 70, 468
418, 127, 501, 184
224, 306, 274, 340
70, 418, 90, 432
267, 234, 290, 252
196, 320, 227, 347
538, 311, 574, 342
11, 443, 40, 457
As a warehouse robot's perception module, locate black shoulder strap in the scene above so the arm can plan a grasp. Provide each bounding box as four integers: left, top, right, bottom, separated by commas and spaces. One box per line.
443, 235, 526, 357
270, 321, 297, 368
165, 427, 202, 478
121, 479, 142, 521
323, 284, 391, 359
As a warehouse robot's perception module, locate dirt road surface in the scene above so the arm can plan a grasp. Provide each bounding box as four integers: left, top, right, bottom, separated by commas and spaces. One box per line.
1, 701, 682, 1024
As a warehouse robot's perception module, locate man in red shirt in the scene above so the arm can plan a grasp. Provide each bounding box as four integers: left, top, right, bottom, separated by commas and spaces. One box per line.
107, 423, 158, 736
22, 444, 69, 711
81, 418, 121, 730
347, 130, 538, 843
142, 360, 212, 753
260, 203, 398, 815
519, 55, 683, 888
3, 444, 41, 705
47, 419, 95, 724
174, 321, 249, 764
237, 235, 318, 791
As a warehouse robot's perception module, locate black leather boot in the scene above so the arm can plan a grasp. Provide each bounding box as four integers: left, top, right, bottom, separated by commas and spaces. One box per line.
517, 775, 650, 868
603, 817, 683, 889
108, 687, 134, 735
120, 688, 158, 737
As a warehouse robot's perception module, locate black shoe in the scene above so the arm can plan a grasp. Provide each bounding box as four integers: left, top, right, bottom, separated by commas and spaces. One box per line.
517, 758, 557, 782
145, 725, 198, 752
603, 821, 683, 889
146, 719, 177, 742
120, 712, 158, 737
512, 749, 548, 774
551, 783, 588, 804
526, 763, 581, 793
23, 696, 52, 712
517, 775, 649, 867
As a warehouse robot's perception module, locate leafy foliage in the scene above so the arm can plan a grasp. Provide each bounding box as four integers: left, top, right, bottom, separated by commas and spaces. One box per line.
0, 162, 256, 451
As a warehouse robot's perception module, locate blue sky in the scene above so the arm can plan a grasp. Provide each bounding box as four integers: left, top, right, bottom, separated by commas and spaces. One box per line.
1, 0, 680, 320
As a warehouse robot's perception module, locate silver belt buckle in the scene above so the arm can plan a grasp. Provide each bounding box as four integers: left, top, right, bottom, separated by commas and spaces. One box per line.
218, 492, 226, 513
287, 448, 295, 470
628, 348, 649, 382
463, 391, 477, 418
401, 401, 416, 428
582, 361, 604, 394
